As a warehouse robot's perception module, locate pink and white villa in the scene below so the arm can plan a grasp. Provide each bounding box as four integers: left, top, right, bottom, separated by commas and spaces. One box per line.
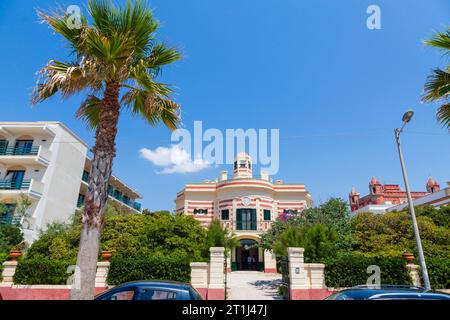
175, 152, 313, 272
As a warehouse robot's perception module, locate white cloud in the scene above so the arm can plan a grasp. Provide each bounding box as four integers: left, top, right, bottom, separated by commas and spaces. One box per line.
139, 145, 210, 174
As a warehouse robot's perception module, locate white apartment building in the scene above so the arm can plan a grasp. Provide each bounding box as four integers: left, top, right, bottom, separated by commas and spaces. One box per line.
0, 122, 142, 244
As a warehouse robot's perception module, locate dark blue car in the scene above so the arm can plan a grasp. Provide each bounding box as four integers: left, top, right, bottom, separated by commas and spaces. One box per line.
325, 285, 450, 300
95, 280, 204, 300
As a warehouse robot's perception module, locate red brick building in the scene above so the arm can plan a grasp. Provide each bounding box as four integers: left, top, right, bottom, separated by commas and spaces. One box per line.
349, 177, 440, 213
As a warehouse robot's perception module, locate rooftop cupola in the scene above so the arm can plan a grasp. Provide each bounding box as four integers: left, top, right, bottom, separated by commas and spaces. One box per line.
426, 177, 440, 193
369, 176, 383, 195
233, 152, 252, 178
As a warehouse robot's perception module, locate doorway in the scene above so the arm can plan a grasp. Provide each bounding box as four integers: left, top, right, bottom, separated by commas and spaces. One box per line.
236, 239, 259, 270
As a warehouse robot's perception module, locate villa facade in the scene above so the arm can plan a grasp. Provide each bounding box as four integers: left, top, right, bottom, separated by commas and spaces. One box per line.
0, 121, 142, 244
176, 152, 313, 273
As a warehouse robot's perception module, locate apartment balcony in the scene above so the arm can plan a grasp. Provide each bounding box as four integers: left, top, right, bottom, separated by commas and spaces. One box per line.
0, 179, 44, 200
108, 189, 142, 212
80, 171, 142, 212
0, 145, 51, 166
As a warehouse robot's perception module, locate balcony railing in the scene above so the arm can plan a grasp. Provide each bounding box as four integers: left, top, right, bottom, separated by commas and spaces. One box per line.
0, 179, 31, 190
0, 214, 21, 225
0, 146, 39, 156
107, 189, 142, 212
82, 171, 142, 211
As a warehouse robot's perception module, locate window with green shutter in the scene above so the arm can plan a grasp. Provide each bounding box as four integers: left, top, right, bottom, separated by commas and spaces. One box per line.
221, 209, 229, 220
263, 209, 271, 221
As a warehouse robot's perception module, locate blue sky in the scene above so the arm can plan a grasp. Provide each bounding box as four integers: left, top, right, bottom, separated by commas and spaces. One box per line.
0, 0, 449, 210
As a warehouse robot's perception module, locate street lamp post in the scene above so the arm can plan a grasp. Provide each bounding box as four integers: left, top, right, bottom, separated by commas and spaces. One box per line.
394, 109, 431, 290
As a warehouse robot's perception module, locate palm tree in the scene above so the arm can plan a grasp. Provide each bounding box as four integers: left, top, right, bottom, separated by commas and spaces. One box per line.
205, 220, 240, 256
32, 0, 182, 299
423, 28, 450, 130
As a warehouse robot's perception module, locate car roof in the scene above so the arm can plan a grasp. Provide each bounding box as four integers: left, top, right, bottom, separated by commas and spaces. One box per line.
368, 292, 450, 300
113, 280, 191, 290
335, 287, 450, 300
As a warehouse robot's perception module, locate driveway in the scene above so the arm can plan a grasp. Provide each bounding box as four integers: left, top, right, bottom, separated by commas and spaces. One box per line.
226, 271, 283, 300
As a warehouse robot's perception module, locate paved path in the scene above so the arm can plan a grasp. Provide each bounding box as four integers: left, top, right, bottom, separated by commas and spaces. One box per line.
226, 271, 283, 300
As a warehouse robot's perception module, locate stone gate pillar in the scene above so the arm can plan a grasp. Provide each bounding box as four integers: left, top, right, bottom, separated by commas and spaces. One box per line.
208, 247, 225, 300
288, 247, 308, 299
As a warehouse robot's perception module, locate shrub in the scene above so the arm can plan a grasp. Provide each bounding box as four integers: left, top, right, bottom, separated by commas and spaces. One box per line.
107, 255, 191, 285
0, 224, 24, 254
0, 252, 8, 281
324, 254, 411, 288
13, 257, 74, 285
426, 258, 450, 289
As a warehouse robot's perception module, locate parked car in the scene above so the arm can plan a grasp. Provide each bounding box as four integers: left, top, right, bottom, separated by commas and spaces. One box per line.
325, 285, 450, 300
95, 280, 204, 300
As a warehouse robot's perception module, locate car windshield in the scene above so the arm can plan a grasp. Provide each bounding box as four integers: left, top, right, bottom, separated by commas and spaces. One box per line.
325, 292, 354, 300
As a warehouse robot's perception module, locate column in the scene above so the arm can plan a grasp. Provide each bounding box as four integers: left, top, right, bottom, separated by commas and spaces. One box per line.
208, 247, 225, 300
288, 247, 308, 300
95, 261, 110, 288
406, 264, 421, 287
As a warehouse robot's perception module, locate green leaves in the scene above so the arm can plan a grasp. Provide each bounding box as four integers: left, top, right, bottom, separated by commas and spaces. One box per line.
352, 209, 450, 259
34, 0, 182, 132
14, 258, 74, 285
204, 220, 239, 257
423, 28, 450, 130
107, 256, 191, 285
259, 198, 354, 258
426, 258, 450, 289
324, 254, 411, 288
424, 29, 450, 52
272, 224, 337, 262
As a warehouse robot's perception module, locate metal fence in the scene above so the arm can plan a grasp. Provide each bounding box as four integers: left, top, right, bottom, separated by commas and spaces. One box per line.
279, 257, 290, 300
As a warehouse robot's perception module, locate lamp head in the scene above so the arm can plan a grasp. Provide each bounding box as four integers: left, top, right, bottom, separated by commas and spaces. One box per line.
402, 109, 414, 123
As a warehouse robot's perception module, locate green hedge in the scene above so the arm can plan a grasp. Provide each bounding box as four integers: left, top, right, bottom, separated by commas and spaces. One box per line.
13, 258, 74, 285
426, 258, 450, 289
0, 253, 8, 281
107, 255, 191, 285
324, 254, 411, 288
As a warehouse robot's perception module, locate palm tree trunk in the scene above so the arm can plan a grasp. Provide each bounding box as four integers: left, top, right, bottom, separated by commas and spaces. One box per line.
70, 83, 121, 300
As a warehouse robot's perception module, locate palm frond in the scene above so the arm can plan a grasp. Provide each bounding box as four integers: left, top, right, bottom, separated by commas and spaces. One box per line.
436, 103, 450, 130
143, 43, 183, 75
32, 59, 102, 104
76, 95, 103, 129
37, 8, 87, 54
422, 68, 450, 102
34, 0, 182, 132
424, 29, 450, 53
88, 0, 157, 59
121, 88, 180, 130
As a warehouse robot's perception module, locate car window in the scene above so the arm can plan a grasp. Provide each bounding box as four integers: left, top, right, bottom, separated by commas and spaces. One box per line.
326, 292, 354, 300
135, 288, 178, 300
189, 288, 203, 300
107, 290, 135, 300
